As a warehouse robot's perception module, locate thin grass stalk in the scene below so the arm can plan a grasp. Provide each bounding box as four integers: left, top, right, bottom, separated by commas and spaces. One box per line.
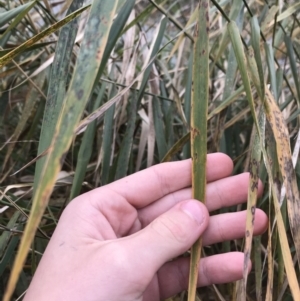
0, 212, 22, 277
277, 200, 286, 296
115, 91, 138, 180
265, 201, 274, 301
188, 0, 209, 300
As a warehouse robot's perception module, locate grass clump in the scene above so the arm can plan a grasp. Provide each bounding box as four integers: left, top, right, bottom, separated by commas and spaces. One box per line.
0, 0, 300, 300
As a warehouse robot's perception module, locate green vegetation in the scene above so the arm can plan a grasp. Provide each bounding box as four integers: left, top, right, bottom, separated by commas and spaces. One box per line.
1, 0, 300, 300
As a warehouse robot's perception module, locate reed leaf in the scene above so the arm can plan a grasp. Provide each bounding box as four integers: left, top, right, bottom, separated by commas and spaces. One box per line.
0, 4, 90, 68
70, 0, 135, 196
2, 72, 46, 171
250, 16, 265, 99
264, 88, 300, 268
241, 107, 264, 299
0, 1, 35, 27
285, 35, 300, 103
188, 0, 209, 300
0, 1, 37, 46
228, 20, 300, 301
2, 1, 300, 300
3, 1, 118, 299
34, 0, 84, 188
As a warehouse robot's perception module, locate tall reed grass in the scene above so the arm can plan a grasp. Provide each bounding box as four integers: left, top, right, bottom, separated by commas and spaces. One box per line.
0, 0, 300, 300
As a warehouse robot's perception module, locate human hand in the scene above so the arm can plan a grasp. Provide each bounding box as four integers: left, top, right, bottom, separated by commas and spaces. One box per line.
24, 153, 267, 301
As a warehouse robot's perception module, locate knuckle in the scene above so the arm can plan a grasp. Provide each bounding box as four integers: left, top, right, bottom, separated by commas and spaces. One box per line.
151, 215, 190, 244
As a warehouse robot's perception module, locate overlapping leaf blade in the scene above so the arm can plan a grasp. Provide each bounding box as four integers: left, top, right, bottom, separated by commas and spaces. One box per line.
3, 1, 119, 299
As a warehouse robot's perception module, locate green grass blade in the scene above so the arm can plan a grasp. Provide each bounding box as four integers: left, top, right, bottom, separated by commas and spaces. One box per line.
34, 0, 84, 190
276, 2, 300, 23
2, 72, 46, 171
250, 16, 265, 99
114, 17, 167, 179
264, 87, 300, 270
273, 18, 288, 53
0, 41, 56, 57
101, 102, 116, 185
2, 1, 300, 299
227, 21, 260, 131
183, 52, 193, 159
162, 86, 175, 150
137, 17, 167, 103
0, 1, 37, 46
3, 1, 118, 299
162, 84, 245, 163
209, 85, 245, 117
228, 20, 300, 300
213, 4, 242, 152
96, 0, 135, 87
99, 73, 116, 184
115, 92, 138, 179
246, 47, 263, 98
162, 132, 190, 162
242, 107, 264, 298
70, 0, 134, 196
153, 96, 168, 161
265, 206, 274, 301
69, 84, 106, 199
122, 0, 165, 34
0, 1, 35, 27
275, 68, 283, 101
254, 236, 262, 301
188, 1, 209, 300
210, 0, 242, 77
0, 211, 21, 260
75, 72, 143, 134
168, 9, 197, 60
265, 43, 278, 101
261, 5, 278, 36
285, 35, 300, 103
0, 232, 21, 277
0, 4, 89, 68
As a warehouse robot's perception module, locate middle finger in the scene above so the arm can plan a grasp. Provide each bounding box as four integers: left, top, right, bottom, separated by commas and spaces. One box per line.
202, 209, 267, 246
138, 172, 263, 227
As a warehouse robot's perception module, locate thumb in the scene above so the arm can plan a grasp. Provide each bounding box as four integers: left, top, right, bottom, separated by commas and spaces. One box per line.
121, 200, 209, 276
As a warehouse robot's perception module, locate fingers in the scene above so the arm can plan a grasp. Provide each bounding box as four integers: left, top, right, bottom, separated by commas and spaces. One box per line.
137, 172, 263, 227
156, 252, 247, 300
202, 209, 268, 246
117, 200, 209, 281
205, 172, 263, 212
134, 206, 267, 260
94, 153, 233, 208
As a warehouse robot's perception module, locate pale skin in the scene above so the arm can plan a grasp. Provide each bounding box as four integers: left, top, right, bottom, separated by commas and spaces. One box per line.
24, 153, 267, 301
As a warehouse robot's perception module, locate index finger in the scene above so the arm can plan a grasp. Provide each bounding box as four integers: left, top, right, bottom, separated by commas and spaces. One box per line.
99, 153, 233, 208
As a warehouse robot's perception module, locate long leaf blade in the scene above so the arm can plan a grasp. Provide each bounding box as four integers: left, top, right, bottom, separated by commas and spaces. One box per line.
188, 0, 209, 300
3, 1, 118, 299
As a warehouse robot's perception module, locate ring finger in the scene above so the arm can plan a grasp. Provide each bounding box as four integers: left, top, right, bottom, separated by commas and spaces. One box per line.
137, 172, 263, 228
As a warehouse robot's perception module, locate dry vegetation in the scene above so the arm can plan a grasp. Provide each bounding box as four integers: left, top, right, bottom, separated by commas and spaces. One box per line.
0, 0, 300, 300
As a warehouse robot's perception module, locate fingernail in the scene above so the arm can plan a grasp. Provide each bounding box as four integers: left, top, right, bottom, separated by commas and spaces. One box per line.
180, 201, 204, 225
